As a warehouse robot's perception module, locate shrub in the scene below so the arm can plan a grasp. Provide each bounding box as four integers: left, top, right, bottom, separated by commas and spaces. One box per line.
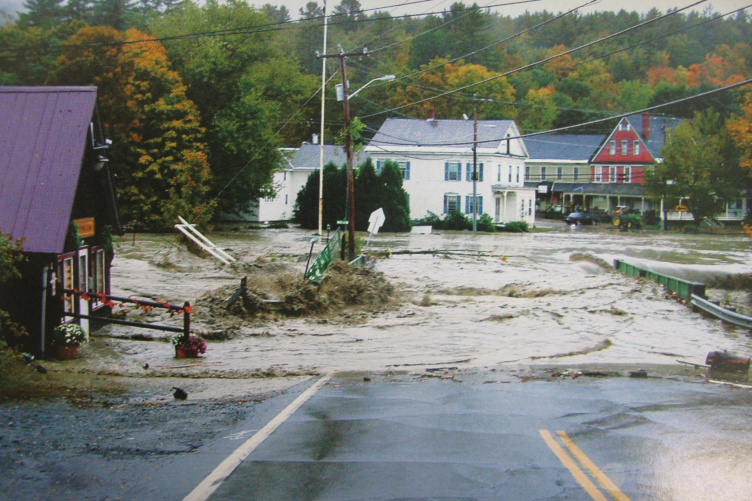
444, 210, 470, 230
477, 214, 496, 232
414, 212, 444, 229
501, 221, 529, 233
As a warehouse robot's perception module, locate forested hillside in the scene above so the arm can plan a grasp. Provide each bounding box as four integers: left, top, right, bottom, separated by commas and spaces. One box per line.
1, 0, 751, 228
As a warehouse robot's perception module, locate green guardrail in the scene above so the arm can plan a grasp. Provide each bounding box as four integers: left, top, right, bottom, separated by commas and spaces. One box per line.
305, 228, 342, 282
613, 259, 706, 300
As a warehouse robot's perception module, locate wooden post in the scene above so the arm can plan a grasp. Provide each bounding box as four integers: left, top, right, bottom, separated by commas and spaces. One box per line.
183, 301, 191, 342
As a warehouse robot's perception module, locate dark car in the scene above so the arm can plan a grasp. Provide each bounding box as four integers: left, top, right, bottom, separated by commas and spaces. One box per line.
564, 211, 609, 225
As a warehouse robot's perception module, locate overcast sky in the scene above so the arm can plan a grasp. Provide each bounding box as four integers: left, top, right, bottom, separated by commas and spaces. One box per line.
0, 0, 743, 21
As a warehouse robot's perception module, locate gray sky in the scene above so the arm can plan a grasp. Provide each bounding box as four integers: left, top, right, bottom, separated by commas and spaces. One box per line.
0, 0, 744, 21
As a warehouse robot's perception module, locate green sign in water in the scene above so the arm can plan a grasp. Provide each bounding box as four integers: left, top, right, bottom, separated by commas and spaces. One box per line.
305, 228, 342, 281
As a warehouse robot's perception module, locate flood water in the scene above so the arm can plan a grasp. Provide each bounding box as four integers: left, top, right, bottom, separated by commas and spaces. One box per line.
105, 224, 752, 376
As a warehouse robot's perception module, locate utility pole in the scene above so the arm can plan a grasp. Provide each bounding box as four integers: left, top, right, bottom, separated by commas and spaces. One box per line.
472, 102, 478, 235
318, 46, 368, 262
317, 0, 329, 237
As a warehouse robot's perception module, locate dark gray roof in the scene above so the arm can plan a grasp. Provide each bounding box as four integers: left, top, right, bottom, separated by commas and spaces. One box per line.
0, 87, 98, 254
287, 143, 368, 169
525, 181, 646, 196
625, 114, 683, 158
368, 118, 515, 148
525, 134, 606, 161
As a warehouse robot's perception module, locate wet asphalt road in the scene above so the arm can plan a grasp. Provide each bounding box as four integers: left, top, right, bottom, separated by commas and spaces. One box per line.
200, 373, 752, 501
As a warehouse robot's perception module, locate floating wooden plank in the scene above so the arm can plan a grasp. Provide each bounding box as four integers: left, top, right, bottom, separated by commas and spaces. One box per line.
175, 216, 236, 265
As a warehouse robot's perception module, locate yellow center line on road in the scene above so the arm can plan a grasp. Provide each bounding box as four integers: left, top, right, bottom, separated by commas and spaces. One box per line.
557, 431, 631, 501
539, 429, 609, 501
183, 372, 336, 501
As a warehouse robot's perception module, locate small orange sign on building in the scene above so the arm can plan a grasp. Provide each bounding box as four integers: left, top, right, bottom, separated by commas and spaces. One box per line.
74, 217, 95, 238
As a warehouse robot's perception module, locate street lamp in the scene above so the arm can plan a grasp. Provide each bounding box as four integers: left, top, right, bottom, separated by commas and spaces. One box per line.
336, 71, 395, 261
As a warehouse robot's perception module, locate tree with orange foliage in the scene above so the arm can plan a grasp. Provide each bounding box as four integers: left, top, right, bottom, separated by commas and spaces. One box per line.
49, 26, 213, 230
728, 90, 752, 180
387, 58, 516, 121
686, 55, 745, 88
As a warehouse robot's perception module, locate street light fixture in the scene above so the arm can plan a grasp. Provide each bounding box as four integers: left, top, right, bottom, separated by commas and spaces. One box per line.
337, 74, 395, 101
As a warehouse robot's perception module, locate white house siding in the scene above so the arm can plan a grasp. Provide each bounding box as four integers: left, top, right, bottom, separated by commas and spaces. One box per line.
368, 150, 532, 225
366, 118, 533, 226
256, 168, 312, 222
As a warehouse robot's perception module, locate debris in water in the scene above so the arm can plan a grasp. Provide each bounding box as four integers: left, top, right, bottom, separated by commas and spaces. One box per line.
706, 351, 750, 373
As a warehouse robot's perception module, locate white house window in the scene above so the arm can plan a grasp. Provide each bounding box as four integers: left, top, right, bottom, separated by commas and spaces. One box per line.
399, 161, 410, 180
445, 162, 462, 181
557, 166, 562, 180
497, 165, 501, 182
508, 166, 512, 183
573, 166, 579, 181
609, 140, 616, 155
465, 163, 483, 182
541, 166, 546, 181
377, 160, 410, 180
285, 194, 288, 205
621, 140, 628, 156
516, 166, 520, 183
283, 172, 287, 181
528, 198, 532, 216
465, 196, 483, 214
633, 141, 640, 156
444, 194, 461, 213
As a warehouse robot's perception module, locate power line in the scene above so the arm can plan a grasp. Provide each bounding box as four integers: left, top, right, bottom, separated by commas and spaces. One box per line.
366, 77, 752, 148
353, 1, 748, 124
0, 0, 538, 55
361, 0, 710, 119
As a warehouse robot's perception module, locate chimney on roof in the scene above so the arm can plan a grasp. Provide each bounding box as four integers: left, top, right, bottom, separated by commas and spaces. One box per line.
312, 133, 319, 144
642, 113, 651, 141
427, 109, 435, 121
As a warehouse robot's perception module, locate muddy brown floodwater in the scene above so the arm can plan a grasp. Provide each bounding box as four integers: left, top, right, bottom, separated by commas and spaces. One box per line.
4, 222, 752, 501
65, 221, 752, 391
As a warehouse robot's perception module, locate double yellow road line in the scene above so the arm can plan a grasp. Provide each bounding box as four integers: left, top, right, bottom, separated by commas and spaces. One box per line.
540, 429, 631, 501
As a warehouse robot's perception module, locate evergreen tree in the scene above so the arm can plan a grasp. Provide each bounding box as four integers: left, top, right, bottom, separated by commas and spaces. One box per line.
354, 158, 380, 231
378, 161, 411, 232
18, 0, 65, 27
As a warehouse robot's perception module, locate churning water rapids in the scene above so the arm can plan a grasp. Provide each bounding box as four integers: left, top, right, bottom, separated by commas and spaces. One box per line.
103, 223, 752, 376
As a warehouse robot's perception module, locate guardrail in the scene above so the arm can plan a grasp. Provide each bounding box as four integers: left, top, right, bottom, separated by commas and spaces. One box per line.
613, 259, 706, 300
690, 294, 752, 330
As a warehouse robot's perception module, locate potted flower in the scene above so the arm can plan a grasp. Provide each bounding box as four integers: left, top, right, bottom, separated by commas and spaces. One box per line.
51, 323, 88, 359
171, 333, 207, 359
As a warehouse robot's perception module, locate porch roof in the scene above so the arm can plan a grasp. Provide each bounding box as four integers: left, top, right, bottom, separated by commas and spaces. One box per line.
526, 181, 647, 197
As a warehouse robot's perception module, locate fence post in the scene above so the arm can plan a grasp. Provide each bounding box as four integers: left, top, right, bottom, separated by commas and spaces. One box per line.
183, 301, 191, 341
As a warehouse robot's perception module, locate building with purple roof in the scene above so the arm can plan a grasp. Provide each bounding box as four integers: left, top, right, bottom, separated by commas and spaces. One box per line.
0, 86, 120, 356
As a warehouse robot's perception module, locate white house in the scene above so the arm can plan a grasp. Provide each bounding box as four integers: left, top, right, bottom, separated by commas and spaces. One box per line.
249, 142, 366, 223
365, 118, 535, 226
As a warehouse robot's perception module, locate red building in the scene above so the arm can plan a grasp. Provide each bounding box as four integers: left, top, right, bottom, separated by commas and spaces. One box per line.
590, 113, 681, 187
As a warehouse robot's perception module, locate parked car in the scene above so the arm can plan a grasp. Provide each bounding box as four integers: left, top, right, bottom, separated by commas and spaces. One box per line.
564, 211, 610, 225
